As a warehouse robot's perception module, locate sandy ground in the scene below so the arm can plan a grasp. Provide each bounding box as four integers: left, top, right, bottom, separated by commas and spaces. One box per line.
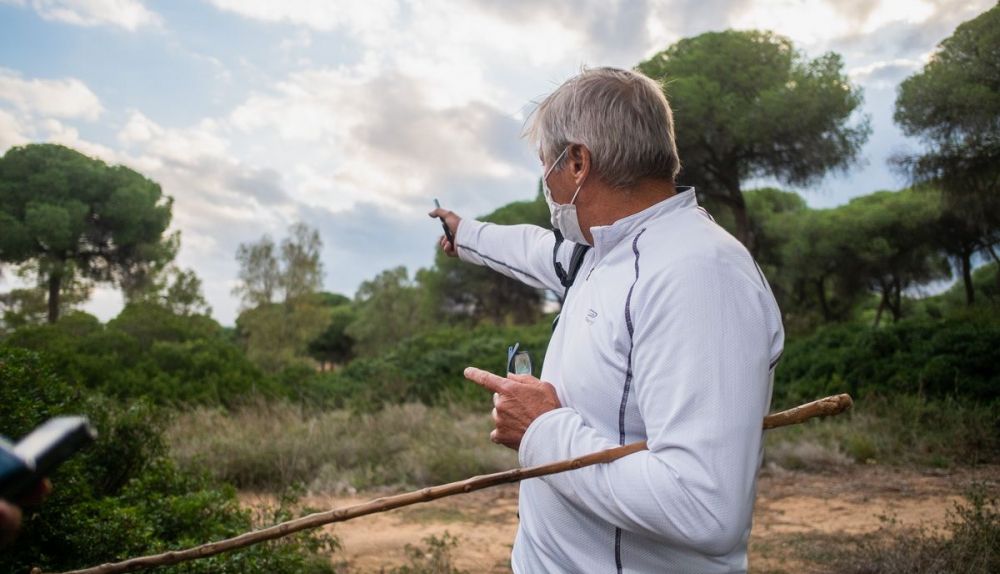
243, 464, 999, 573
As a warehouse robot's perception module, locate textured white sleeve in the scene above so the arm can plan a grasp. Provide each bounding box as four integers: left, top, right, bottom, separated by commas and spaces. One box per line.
455, 218, 571, 294
518, 256, 779, 555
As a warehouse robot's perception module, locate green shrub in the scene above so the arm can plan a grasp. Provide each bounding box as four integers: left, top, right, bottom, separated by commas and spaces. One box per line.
774, 314, 1000, 407
1, 304, 278, 407
307, 321, 555, 410
821, 485, 999, 573
0, 348, 336, 574
764, 394, 999, 468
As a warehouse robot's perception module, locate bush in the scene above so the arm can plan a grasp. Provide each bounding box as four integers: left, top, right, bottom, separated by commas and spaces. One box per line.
306, 321, 555, 410
823, 485, 999, 573
764, 394, 999, 468
774, 314, 1000, 407
0, 348, 335, 574
1, 304, 278, 407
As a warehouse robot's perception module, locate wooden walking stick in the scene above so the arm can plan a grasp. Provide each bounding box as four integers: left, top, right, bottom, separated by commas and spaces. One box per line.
40, 393, 852, 574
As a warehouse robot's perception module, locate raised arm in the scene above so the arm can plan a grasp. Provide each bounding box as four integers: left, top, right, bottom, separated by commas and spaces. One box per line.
430, 207, 577, 294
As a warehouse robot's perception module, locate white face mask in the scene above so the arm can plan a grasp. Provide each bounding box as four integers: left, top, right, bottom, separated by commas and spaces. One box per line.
542, 147, 589, 245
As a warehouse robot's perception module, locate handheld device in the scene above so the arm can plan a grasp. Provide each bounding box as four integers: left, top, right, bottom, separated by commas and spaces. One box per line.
507, 342, 532, 376
0, 416, 97, 500
433, 198, 455, 245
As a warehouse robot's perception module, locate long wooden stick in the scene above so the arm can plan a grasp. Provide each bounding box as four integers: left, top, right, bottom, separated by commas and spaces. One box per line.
42, 393, 852, 574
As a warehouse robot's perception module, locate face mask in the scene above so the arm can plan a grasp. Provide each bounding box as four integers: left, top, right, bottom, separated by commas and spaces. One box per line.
542, 147, 589, 245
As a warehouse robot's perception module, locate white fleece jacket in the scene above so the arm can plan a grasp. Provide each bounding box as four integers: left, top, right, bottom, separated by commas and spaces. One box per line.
455, 188, 784, 573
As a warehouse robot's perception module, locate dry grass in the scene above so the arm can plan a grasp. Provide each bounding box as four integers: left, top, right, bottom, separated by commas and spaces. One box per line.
166, 401, 517, 492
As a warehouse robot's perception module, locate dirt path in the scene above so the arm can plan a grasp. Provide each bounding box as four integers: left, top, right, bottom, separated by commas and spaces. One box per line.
244, 464, 998, 573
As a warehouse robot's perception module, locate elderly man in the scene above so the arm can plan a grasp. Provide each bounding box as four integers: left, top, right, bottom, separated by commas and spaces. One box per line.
430, 67, 784, 573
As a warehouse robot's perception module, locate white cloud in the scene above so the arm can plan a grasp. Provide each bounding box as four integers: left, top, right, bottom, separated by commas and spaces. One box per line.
0, 109, 29, 151
0, 68, 103, 120
38, 117, 118, 158
4, 0, 161, 30
227, 64, 534, 215
206, 0, 400, 41
849, 58, 924, 89
7, 0, 995, 323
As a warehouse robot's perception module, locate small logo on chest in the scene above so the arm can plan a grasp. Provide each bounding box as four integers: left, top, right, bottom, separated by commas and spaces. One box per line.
585, 309, 598, 324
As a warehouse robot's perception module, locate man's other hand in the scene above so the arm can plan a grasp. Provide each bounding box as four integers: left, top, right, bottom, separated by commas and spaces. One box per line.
465, 367, 561, 450
428, 208, 461, 257
0, 478, 51, 547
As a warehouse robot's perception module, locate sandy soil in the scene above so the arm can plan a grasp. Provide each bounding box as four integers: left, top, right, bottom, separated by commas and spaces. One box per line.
243, 464, 999, 573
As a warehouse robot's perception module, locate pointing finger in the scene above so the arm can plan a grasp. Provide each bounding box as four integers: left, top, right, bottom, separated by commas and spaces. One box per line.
507, 373, 542, 385
464, 367, 514, 394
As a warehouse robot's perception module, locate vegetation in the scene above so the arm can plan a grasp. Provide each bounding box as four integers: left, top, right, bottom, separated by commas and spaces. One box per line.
0, 348, 335, 574
781, 486, 999, 574
638, 30, 870, 250
0, 144, 176, 323
386, 533, 468, 574
167, 402, 516, 492
894, 4, 1000, 305
0, 5, 998, 571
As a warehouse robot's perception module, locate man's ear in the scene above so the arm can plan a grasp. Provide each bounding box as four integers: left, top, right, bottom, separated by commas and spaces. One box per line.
569, 144, 591, 183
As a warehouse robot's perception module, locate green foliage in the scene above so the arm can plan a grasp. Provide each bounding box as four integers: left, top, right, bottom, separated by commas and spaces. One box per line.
745, 187, 956, 332
315, 320, 554, 411
765, 394, 998, 468
893, 4, 1000, 306
894, 3, 1000, 197
233, 223, 330, 372
422, 191, 551, 325
2, 303, 273, 407
308, 302, 356, 369
0, 348, 335, 574
835, 189, 951, 324
129, 265, 213, 316
774, 315, 1000, 407
236, 298, 333, 374
346, 266, 431, 358
0, 144, 176, 323
823, 486, 999, 573
638, 30, 870, 248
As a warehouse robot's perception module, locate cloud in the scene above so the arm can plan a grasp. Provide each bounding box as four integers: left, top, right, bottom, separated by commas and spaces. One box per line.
6, 0, 993, 324
205, 0, 400, 42
0, 109, 29, 150
3, 0, 161, 30
0, 68, 103, 120
228, 65, 536, 214
849, 58, 924, 89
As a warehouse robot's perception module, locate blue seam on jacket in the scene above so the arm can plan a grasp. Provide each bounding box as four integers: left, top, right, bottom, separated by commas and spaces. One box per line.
615, 228, 647, 574
456, 243, 543, 285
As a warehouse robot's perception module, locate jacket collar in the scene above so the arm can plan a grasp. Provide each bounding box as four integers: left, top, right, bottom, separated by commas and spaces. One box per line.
588, 186, 697, 261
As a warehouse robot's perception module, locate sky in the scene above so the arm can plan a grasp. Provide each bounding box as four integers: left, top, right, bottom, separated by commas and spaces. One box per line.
0, 0, 994, 324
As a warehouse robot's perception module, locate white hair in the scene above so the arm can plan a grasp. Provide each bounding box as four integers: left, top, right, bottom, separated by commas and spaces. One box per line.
524, 66, 681, 188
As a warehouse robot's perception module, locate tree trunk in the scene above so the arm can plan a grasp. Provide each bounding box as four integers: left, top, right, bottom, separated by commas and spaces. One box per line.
873, 291, 886, 327
47, 272, 62, 324
731, 197, 756, 254
815, 278, 832, 321
721, 174, 756, 254
960, 250, 975, 306
889, 278, 903, 322
987, 245, 1000, 292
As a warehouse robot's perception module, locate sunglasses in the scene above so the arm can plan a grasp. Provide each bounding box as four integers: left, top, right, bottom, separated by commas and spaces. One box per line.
507, 342, 533, 376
